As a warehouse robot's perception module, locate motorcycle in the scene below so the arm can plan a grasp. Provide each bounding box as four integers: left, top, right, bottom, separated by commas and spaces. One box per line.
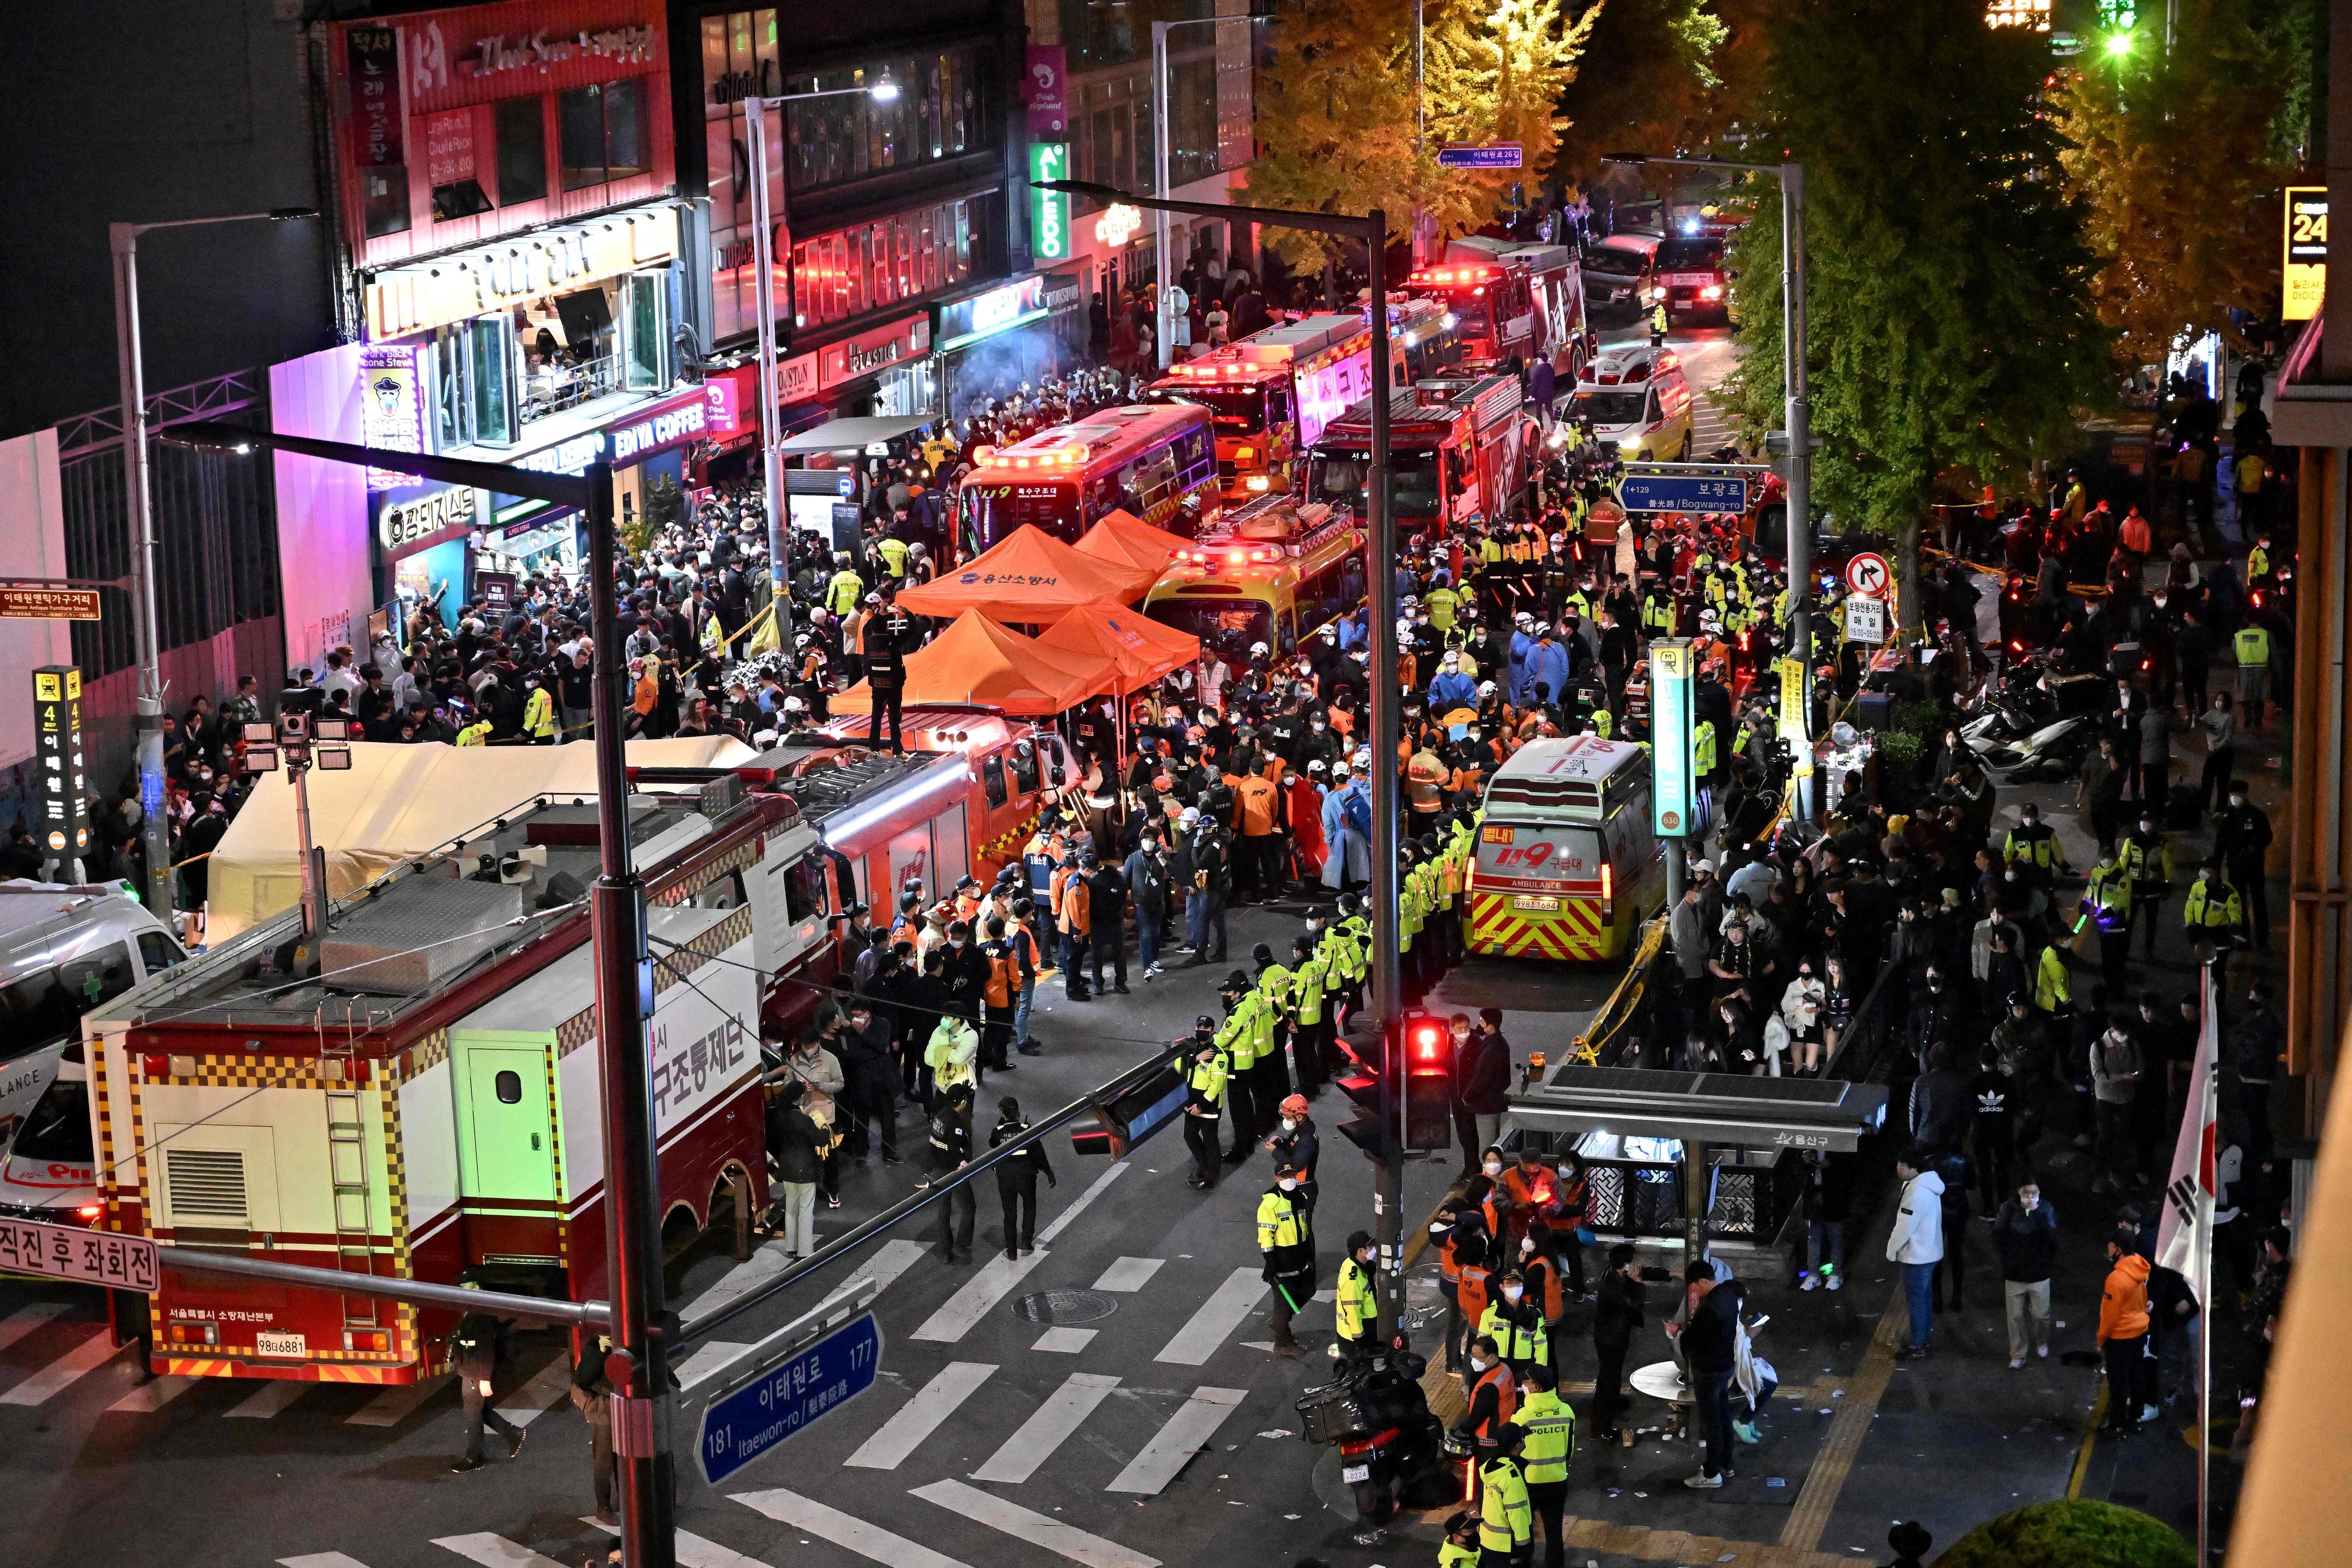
1295, 1347, 1451, 1525
1967, 711, 2098, 781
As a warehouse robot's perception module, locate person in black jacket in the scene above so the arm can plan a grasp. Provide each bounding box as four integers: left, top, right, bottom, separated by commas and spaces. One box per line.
1088, 856, 1130, 995
1458, 1009, 1513, 1170
1991, 1179, 2057, 1366
569, 1334, 618, 1524
989, 1097, 1057, 1259
1591, 1244, 1674, 1443
1678, 1264, 1741, 1488
928, 1080, 977, 1262
450, 1280, 525, 1472
762, 1082, 828, 1258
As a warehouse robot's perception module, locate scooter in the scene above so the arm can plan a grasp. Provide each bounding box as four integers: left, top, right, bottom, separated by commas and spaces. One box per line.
1295, 1347, 1451, 1525
1967, 711, 2098, 782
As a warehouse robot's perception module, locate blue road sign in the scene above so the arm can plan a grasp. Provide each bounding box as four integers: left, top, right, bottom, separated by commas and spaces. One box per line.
697, 1310, 883, 1485
1617, 473, 1750, 514
1437, 143, 1523, 169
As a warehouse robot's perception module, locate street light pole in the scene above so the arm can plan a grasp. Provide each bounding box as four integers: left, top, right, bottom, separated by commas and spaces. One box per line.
109, 208, 315, 921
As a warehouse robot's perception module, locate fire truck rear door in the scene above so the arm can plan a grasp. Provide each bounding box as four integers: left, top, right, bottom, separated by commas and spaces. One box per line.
452, 1032, 558, 1204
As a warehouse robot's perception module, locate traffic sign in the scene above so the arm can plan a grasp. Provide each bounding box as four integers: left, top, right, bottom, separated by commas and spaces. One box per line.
0, 1217, 156, 1291
1843, 551, 1891, 598
0, 586, 102, 621
1438, 143, 1523, 169
697, 1309, 883, 1485
1617, 472, 1749, 514
1845, 595, 1887, 644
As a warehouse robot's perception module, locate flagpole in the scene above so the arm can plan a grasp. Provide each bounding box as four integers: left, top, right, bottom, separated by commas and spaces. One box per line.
2196, 959, 2216, 1565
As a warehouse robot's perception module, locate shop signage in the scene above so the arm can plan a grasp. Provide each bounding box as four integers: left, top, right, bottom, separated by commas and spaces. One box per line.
475, 571, 519, 613
465, 23, 657, 82
778, 352, 819, 406
1044, 275, 1082, 315
391, 0, 666, 115
363, 203, 679, 340
1095, 205, 1143, 248
937, 276, 1049, 353
32, 666, 89, 861
377, 484, 480, 558
1029, 144, 1072, 263
347, 25, 402, 168
426, 109, 477, 186
702, 374, 743, 436
1024, 46, 1068, 137
2286, 185, 2327, 322
1648, 641, 1693, 837
360, 344, 426, 493
817, 318, 931, 392
611, 387, 718, 463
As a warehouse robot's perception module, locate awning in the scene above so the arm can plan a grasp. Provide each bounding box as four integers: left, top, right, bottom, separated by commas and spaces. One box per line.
1508, 1065, 1889, 1153
774, 415, 938, 457
1037, 598, 1200, 695
894, 525, 1158, 621
830, 609, 1116, 717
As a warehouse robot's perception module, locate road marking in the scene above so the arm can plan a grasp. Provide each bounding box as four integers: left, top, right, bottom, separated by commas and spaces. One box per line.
844, 1361, 998, 1470
911, 1250, 1050, 1344
732, 1487, 976, 1568
1033, 1327, 1097, 1353
0, 1330, 127, 1405
1152, 1267, 1265, 1365
1036, 1162, 1126, 1244
586, 1516, 771, 1568
684, 1237, 927, 1331
279, 1555, 373, 1568
1106, 1385, 1247, 1495
912, 1479, 1161, 1568
227, 1378, 311, 1418
972, 1371, 1121, 1483
431, 1533, 572, 1568
346, 1372, 450, 1427
108, 1374, 199, 1413
2070, 1382, 2109, 1498
675, 1341, 753, 1391
0, 1301, 68, 1354
1778, 1280, 1906, 1553
496, 1351, 579, 1426
1090, 1257, 1163, 1293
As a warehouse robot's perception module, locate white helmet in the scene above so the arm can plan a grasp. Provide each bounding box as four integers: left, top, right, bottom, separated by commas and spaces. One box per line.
1514, 610, 1535, 628
1478, 679, 1498, 698
1397, 618, 1414, 637
1249, 641, 1269, 659
782, 695, 806, 713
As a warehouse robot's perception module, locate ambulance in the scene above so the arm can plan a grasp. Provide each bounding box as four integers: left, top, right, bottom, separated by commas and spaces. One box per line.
1147, 314, 1403, 501
1467, 736, 1666, 961
1141, 493, 1370, 653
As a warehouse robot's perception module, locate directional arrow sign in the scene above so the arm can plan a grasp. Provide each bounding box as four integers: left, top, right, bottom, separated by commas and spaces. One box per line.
1617, 472, 1750, 514
1844, 551, 1891, 598
697, 1310, 883, 1485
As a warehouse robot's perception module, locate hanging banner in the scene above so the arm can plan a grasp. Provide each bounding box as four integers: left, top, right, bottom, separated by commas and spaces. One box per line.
1023, 46, 1067, 136
1776, 657, 1806, 741
32, 666, 89, 861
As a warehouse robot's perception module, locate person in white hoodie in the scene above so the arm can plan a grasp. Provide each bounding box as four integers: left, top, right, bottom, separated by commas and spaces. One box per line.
1885, 1150, 1946, 1360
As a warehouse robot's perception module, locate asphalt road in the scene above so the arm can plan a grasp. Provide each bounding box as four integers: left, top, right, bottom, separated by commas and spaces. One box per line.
0, 900, 1619, 1568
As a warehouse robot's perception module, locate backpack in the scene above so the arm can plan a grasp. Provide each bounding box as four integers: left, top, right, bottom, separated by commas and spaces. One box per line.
1343, 787, 1374, 842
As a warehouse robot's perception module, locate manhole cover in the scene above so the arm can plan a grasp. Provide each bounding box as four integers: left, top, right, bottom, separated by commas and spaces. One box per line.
1011, 1289, 1121, 1325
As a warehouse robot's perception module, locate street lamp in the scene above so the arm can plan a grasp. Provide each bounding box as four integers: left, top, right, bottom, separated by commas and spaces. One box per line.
1149, 17, 1268, 369
741, 74, 902, 596
1037, 172, 1411, 1344
110, 206, 317, 920
1606, 152, 1815, 819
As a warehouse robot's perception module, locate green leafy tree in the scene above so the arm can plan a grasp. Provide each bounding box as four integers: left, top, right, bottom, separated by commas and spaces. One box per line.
2055, 4, 2291, 367
1550, 0, 1745, 186
1715, 0, 2111, 628
1934, 1500, 2194, 1568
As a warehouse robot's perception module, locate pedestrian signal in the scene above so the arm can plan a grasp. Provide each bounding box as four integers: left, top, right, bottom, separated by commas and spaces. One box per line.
1400, 1011, 1454, 1153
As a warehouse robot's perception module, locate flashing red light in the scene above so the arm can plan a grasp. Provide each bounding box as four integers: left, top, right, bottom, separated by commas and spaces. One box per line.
1412, 1024, 1444, 1060
2251, 589, 2265, 607
75, 1204, 101, 1220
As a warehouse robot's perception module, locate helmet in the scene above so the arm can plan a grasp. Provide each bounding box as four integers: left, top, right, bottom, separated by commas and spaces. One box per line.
1279, 1093, 1309, 1118
782, 695, 806, 713
1478, 680, 1497, 698
1250, 642, 1269, 660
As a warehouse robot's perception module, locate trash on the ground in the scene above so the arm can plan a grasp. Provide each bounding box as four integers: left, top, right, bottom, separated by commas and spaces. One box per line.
1833, 1390, 1845, 1397
1284, 1514, 1301, 1521
1820, 1408, 1834, 1415
1766, 1478, 1787, 1488
1722, 1554, 1739, 1561
1634, 1490, 1649, 1497
1257, 1429, 1294, 1439
2056, 1321, 2067, 1329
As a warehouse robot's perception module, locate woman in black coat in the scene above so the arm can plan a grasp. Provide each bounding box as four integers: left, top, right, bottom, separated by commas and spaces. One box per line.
762, 1082, 828, 1259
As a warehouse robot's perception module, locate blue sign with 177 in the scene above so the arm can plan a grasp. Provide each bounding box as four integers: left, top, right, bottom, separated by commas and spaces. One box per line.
697, 1311, 883, 1485
1617, 473, 1750, 514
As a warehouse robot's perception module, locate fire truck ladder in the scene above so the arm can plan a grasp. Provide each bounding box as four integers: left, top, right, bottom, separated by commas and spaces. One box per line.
320, 1003, 380, 1331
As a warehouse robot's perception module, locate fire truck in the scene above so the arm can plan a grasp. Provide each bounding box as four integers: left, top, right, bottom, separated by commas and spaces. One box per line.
1406, 239, 1589, 380
1148, 314, 1407, 502
86, 753, 1001, 1384
1140, 493, 1370, 653
1303, 374, 1534, 545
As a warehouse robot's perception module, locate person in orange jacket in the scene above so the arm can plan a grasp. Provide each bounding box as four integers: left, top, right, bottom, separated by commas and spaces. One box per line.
2096, 1235, 2153, 1433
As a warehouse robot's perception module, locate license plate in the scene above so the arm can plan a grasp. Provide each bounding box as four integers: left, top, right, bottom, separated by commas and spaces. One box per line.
1342, 1464, 1371, 1484
1666, 272, 1714, 286
254, 1331, 306, 1358
1513, 896, 1563, 912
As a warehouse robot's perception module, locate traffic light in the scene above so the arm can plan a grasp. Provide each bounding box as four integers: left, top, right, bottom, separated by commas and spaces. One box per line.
1400, 1012, 1455, 1153
1333, 1032, 1388, 1158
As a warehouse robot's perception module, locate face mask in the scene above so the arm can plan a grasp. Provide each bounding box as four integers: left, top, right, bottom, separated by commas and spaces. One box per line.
1483, 1160, 1502, 1176
1280, 1118, 1299, 1132
1503, 1285, 1525, 1303
1469, 1356, 1491, 1373
1520, 1236, 1535, 1254
1278, 1178, 1297, 1192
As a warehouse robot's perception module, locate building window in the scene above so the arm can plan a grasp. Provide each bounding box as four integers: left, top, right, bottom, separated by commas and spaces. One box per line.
495, 97, 548, 207
560, 79, 650, 192
363, 166, 410, 239
789, 198, 983, 334
779, 48, 995, 197
1061, 0, 1214, 72
620, 271, 668, 391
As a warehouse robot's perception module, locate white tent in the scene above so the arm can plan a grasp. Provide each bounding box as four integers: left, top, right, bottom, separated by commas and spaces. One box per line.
202, 737, 754, 943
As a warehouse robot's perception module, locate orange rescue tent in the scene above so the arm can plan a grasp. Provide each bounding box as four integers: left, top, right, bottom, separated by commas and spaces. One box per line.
830, 608, 1115, 717
1072, 509, 1192, 580
1037, 598, 1201, 694
892, 525, 1156, 621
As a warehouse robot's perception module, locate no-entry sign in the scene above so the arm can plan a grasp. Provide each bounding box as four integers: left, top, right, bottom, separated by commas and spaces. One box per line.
1843, 552, 1891, 598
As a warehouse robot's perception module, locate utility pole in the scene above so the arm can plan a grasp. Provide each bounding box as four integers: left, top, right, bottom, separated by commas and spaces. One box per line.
1779, 163, 1814, 821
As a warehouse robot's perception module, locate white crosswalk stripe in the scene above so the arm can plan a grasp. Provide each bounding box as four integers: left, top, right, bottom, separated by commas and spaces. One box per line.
0, 1301, 69, 1353
733, 1487, 975, 1568
1032, 1327, 1097, 1353
684, 1237, 926, 1331
494, 1352, 578, 1427
278, 1554, 372, 1568
1089, 1257, 1161, 1292
432, 1533, 571, 1568
910, 1480, 1160, 1568
1152, 1267, 1263, 1365
910, 1250, 1049, 1344
227, 1378, 310, 1418
346, 1372, 449, 1427
586, 1516, 771, 1568
970, 1371, 1119, 1483
108, 1374, 199, 1413
1034, 1163, 1126, 1244
844, 1360, 998, 1471
1107, 1386, 1247, 1496
0, 1329, 126, 1406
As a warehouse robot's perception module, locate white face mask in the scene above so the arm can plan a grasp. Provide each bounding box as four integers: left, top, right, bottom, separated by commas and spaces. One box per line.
1281, 1117, 1298, 1131
1469, 1355, 1491, 1372
1278, 1178, 1297, 1192
1503, 1285, 1524, 1302
1483, 1160, 1502, 1176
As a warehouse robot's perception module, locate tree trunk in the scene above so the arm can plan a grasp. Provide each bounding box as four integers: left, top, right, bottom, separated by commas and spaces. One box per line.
1896, 514, 1924, 635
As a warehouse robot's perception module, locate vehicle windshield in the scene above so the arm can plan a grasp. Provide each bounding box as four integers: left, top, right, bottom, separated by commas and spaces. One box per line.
12, 1077, 92, 1164
961, 479, 1083, 549
1305, 446, 1444, 521
1152, 384, 1267, 436
1655, 236, 1725, 272
1147, 597, 1272, 655
1582, 247, 1648, 277
1570, 390, 1649, 427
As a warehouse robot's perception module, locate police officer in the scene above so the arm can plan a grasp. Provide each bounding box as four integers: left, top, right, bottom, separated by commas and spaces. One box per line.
1478, 1269, 1549, 1383
1257, 1161, 1316, 1357
1515, 1367, 1576, 1568
1182, 1019, 1228, 1190
1216, 970, 1262, 1160
2233, 615, 2272, 729
2211, 779, 2274, 949
2120, 806, 2174, 960
2081, 848, 2134, 992
864, 586, 914, 755
1289, 932, 1334, 1093
1335, 1229, 1378, 1364
1477, 1422, 1534, 1565
2003, 801, 2065, 889
2183, 860, 2244, 981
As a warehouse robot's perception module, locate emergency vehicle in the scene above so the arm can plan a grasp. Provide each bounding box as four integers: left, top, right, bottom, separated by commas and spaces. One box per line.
1147, 314, 1403, 501
1568, 344, 1694, 464
1654, 231, 1732, 324
1467, 736, 1666, 962
1404, 240, 1588, 379
1141, 493, 1370, 653
1304, 375, 1533, 542
1440, 237, 1590, 379
86, 753, 997, 1384
1393, 298, 1468, 383
957, 403, 1219, 553
800, 707, 1079, 890
1580, 234, 1663, 321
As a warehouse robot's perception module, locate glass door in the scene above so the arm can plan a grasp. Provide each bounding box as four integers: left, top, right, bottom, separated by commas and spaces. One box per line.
620, 271, 668, 390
